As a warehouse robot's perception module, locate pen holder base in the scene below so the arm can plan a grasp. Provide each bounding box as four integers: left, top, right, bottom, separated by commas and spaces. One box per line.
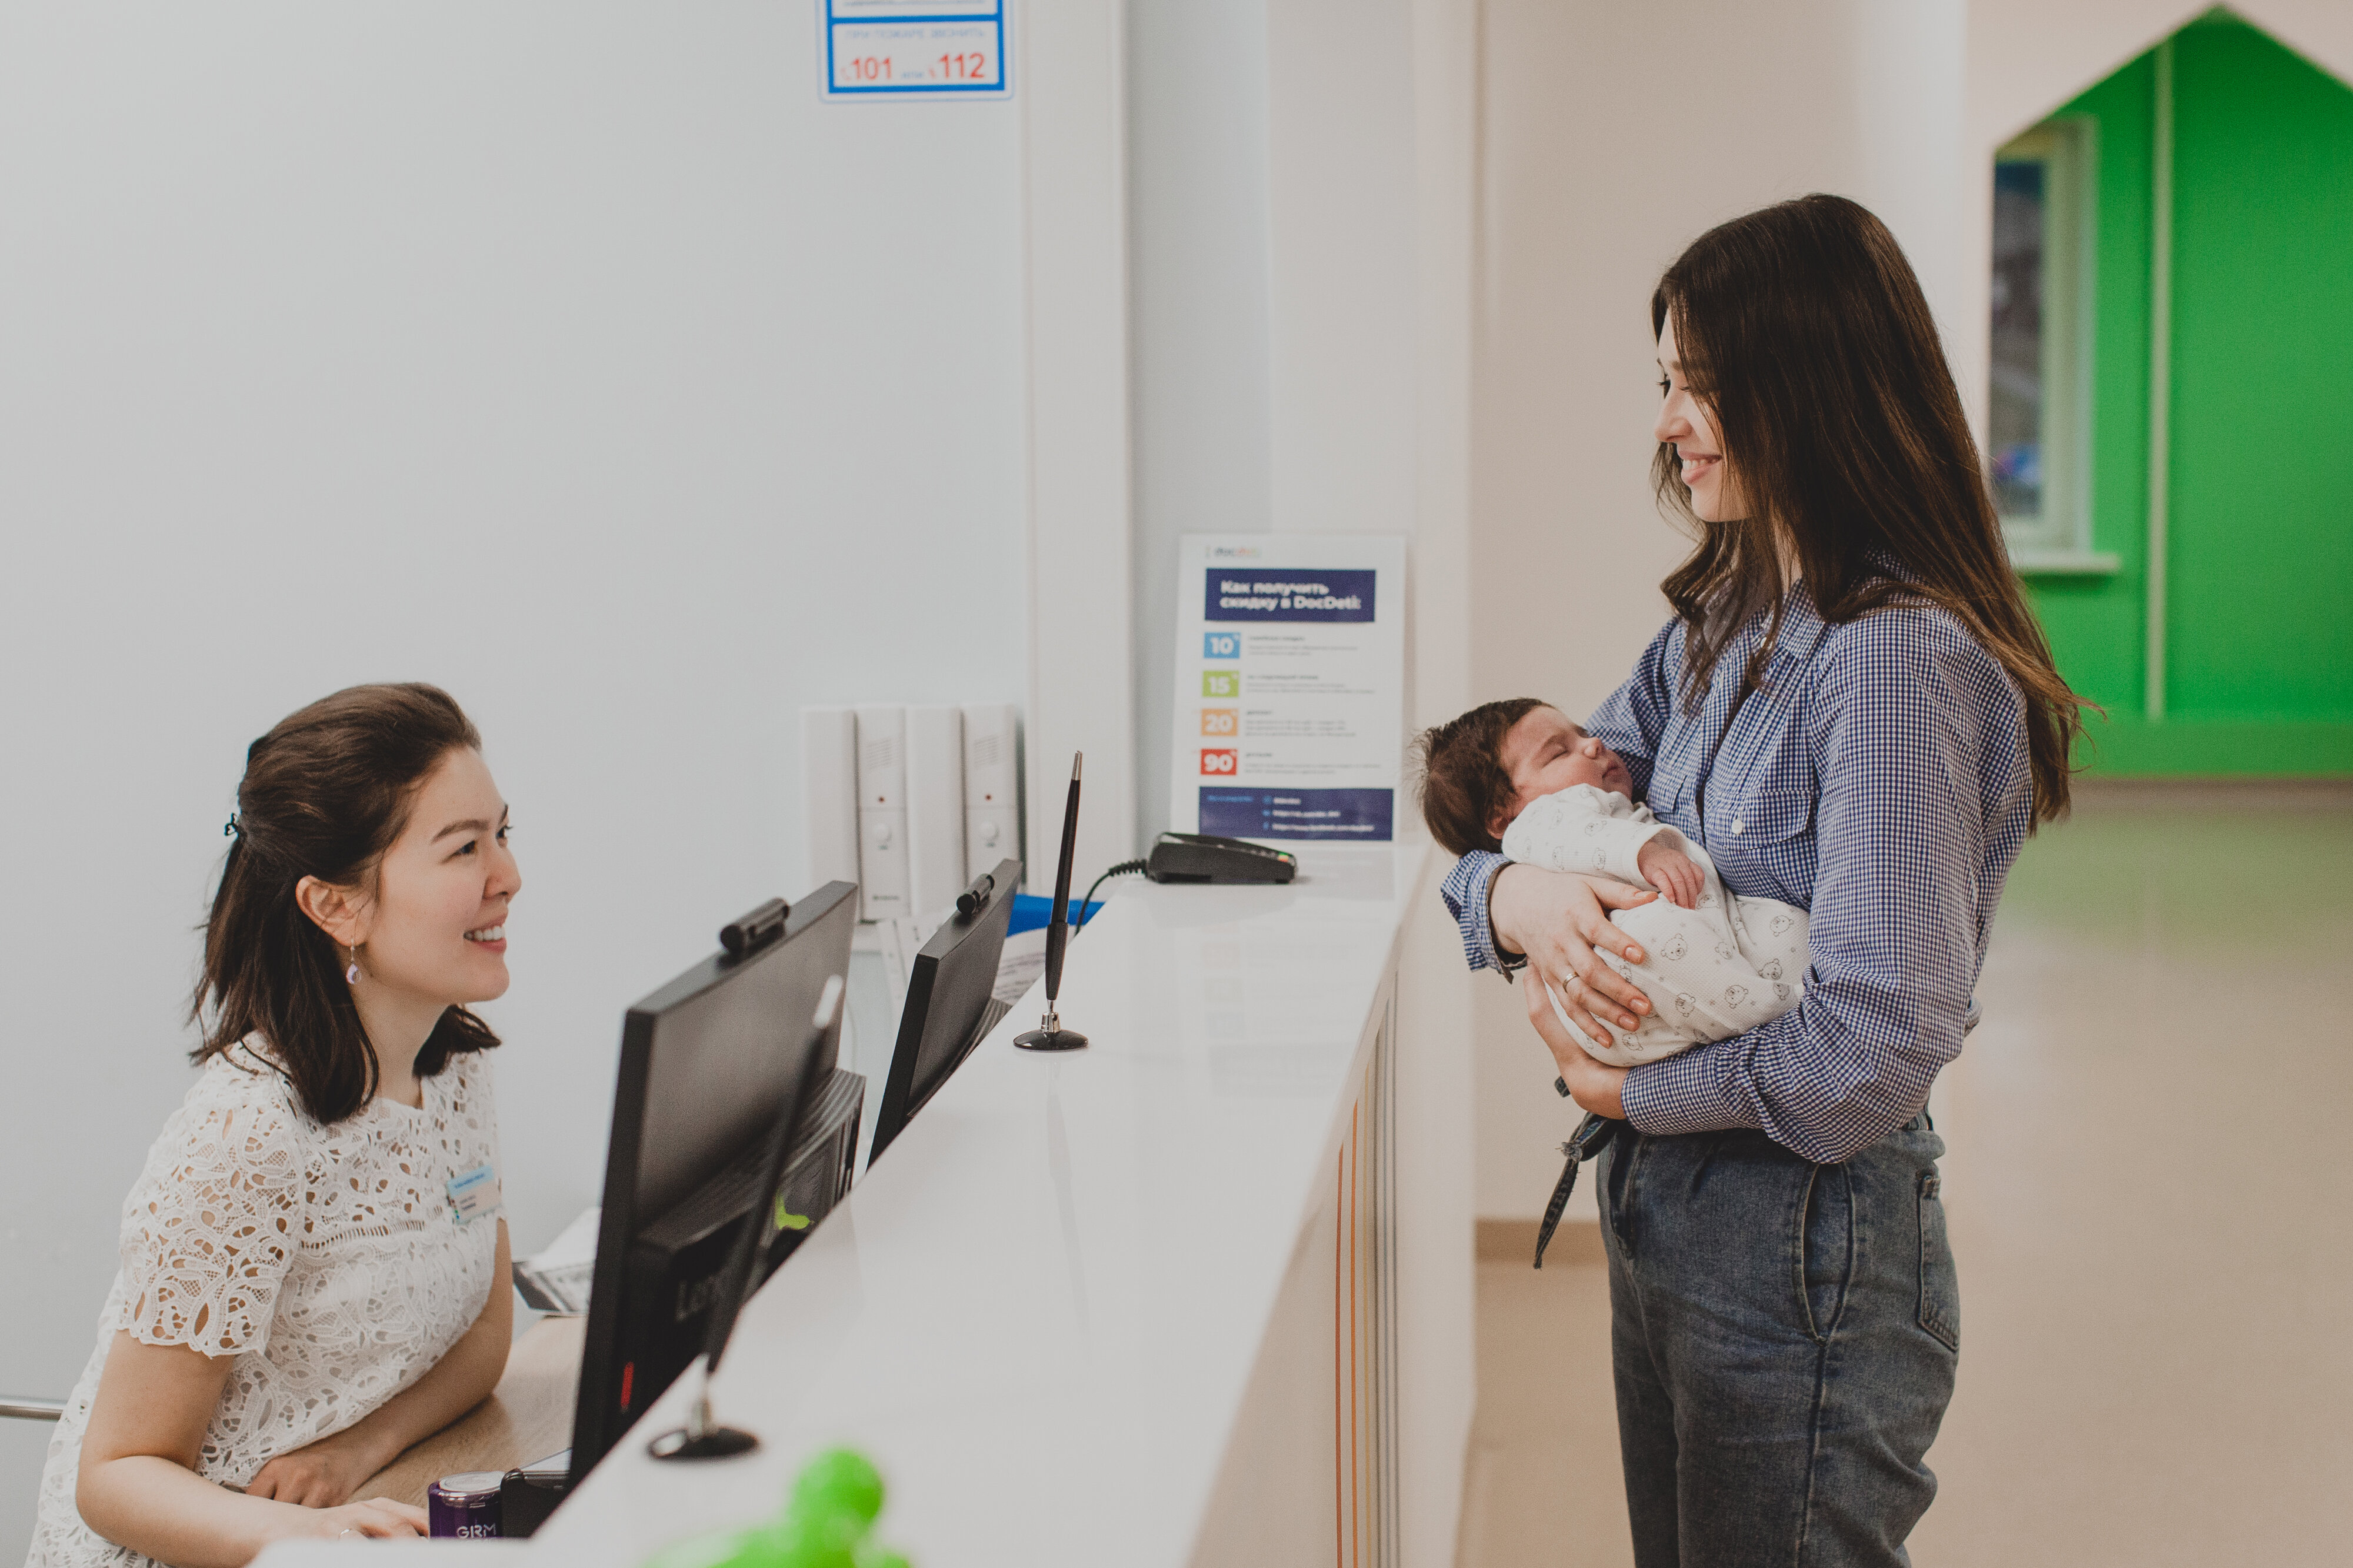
647, 1385, 759, 1462
647, 1424, 759, 1462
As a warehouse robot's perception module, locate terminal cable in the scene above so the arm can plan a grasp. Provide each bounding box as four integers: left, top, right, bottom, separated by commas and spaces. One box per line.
1075, 860, 1147, 935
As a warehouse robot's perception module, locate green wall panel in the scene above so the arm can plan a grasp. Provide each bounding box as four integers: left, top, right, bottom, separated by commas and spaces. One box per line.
2015, 17, 2353, 774
2079, 717, 2353, 776
2028, 56, 2154, 716
2168, 18, 2353, 723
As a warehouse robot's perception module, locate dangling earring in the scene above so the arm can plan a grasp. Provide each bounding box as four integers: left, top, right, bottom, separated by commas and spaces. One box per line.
345, 945, 364, 985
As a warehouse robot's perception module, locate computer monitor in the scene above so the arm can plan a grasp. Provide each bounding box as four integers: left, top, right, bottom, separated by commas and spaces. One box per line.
866, 857, 1022, 1165
566, 881, 859, 1483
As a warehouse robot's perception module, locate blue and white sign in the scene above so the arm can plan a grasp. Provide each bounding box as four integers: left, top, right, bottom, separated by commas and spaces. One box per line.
1205, 569, 1377, 624
1171, 535, 1407, 844
1200, 788, 1397, 842
822, 0, 1009, 98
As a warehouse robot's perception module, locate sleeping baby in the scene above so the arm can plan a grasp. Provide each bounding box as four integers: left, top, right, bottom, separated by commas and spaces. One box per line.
1414, 698, 1809, 1067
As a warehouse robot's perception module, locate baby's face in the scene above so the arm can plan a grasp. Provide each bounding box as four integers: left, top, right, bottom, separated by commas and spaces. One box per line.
1490, 707, 1634, 838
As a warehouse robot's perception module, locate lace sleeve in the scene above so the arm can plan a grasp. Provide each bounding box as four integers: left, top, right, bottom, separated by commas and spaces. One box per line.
118, 1071, 312, 1358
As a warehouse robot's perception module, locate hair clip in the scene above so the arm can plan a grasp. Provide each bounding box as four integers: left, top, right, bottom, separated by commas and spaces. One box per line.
224, 813, 241, 839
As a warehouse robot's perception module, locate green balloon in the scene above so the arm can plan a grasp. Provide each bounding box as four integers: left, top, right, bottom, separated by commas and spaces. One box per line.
786, 1448, 886, 1528
731, 1536, 798, 1568
642, 1449, 906, 1568
772, 1509, 866, 1568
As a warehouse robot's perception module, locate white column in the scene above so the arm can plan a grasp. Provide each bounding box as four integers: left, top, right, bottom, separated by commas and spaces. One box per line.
1262, 0, 1421, 543
1021, 0, 1138, 886
1262, 8, 1479, 1558
1129, 0, 1476, 833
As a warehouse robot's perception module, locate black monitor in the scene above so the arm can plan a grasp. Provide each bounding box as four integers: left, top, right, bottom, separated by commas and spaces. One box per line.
866, 857, 1022, 1165
566, 881, 859, 1484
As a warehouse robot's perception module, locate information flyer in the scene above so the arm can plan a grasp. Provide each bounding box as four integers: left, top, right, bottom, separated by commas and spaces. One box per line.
1168, 534, 1407, 843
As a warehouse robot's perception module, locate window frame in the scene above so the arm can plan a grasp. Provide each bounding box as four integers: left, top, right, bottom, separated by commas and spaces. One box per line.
1994, 118, 2117, 575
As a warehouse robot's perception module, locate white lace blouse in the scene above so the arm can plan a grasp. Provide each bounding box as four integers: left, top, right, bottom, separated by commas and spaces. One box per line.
27, 1039, 502, 1568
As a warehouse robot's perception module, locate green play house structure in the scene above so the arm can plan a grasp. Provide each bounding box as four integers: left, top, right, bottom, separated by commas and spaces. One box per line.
1995, 11, 2353, 776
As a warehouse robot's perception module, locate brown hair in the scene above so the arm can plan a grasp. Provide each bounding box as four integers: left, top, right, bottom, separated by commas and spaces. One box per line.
1412, 697, 1547, 856
194, 683, 499, 1124
1651, 194, 2089, 826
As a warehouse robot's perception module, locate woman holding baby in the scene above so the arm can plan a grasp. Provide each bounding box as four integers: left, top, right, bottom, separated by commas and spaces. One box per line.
1434, 195, 2086, 1567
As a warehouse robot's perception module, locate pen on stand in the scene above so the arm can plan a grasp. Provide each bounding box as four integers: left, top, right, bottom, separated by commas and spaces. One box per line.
1016, 751, 1089, 1051
1044, 753, 1081, 1002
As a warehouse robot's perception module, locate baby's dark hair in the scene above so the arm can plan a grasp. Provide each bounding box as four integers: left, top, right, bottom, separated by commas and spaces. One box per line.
1411, 696, 1549, 856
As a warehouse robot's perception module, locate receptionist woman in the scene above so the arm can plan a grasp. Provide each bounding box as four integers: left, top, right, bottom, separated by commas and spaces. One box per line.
30, 683, 521, 1567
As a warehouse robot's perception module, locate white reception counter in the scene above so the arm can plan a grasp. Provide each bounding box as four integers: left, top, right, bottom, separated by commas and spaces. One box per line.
262, 842, 1470, 1567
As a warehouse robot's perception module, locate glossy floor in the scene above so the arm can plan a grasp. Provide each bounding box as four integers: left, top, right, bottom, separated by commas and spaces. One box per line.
1458, 784, 2353, 1566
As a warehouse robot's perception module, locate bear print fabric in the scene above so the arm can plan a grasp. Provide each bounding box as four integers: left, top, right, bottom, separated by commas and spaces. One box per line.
1498, 783, 1811, 1068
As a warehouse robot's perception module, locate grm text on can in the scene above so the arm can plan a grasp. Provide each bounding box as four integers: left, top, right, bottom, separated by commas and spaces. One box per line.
428, 1470, 505, 1539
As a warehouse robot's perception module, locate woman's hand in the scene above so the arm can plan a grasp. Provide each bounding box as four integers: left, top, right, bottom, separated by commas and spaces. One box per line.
246, 1427, 388, 1509
1488, 863, 1658, 1047
291, 1498, 429, 1540
76, 1332, 428, 1568
1522, 968, 1630, 1119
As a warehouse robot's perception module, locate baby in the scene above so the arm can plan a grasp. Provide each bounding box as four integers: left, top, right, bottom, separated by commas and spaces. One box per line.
1414, 698, 1810, 1067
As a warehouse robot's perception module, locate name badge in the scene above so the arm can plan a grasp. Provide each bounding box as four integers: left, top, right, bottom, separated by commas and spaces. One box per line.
448, 1163, 502, 1226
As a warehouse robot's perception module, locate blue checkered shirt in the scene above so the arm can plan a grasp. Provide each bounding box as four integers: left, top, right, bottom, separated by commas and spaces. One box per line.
1441, 585, 2032, 1164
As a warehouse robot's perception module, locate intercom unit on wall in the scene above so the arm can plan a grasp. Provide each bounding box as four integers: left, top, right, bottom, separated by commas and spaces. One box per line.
854, 705, 911, 922
904, 706, 966, 920
802, 703, 1022, 923
961, 703, 1021, 883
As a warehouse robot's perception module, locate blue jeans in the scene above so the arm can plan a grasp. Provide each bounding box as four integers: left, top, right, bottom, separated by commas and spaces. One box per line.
1598, 1117, 1959, 1567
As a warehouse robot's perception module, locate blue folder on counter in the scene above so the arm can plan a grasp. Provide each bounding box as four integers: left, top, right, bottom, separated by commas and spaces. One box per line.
1006, 893, 1102, 935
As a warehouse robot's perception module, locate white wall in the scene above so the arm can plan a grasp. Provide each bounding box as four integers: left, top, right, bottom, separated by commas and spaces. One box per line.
1128, 0, 1477, 832
1127, 0, 1275, 848
0, 4, 1027, 1547
1967, 0, 2353, 155
1024, 0, 1140, 890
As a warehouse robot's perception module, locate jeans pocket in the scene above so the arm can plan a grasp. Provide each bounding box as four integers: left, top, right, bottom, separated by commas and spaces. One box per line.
1797, 1164, 1852, 1343
1917, 1172, 1960, 1352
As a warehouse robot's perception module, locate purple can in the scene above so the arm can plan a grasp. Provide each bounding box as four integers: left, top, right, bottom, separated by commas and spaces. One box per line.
428, 1471, 505, 1539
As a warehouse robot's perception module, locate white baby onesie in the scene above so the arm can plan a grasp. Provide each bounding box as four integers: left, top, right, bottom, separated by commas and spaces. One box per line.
1499, 783, 1811, 1067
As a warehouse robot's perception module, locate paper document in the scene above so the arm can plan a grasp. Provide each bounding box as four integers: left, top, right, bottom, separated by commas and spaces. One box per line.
994, 926, 1047, 1006
511, 1206, 601, 1316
